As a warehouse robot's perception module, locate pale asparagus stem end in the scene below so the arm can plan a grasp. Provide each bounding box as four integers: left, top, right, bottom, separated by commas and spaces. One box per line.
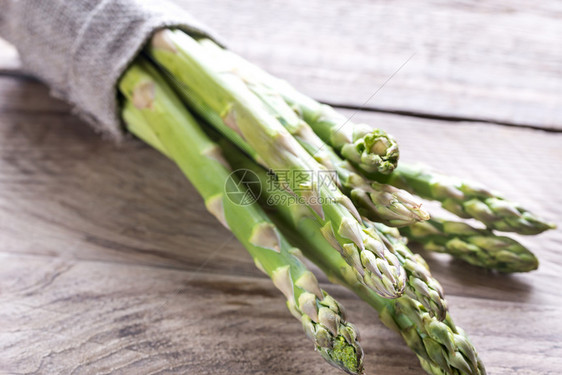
152, 29, 178, 53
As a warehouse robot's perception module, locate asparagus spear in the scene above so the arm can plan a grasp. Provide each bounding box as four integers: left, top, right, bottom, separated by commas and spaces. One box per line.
401, 218, 539, 273
147, 29, 406, 299
196, 38, 400, 175
220, 142, 484, 374
118, 59, 365, 374
376, 163, 555, 235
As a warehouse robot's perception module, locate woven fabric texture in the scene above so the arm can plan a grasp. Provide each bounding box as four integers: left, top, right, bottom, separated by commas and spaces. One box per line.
0, 0, 218, 140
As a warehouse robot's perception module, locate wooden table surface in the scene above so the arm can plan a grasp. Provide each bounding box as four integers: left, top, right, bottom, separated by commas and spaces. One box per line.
1, 1, 561, 374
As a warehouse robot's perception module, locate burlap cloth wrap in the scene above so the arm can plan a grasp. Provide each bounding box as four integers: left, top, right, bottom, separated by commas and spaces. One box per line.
0, 0, 219, 140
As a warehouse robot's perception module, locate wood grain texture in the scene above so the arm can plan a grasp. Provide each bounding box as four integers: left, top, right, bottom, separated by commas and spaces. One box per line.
2, 254, 561, 375
2, 0, 562, 128
0, 75, 561, 374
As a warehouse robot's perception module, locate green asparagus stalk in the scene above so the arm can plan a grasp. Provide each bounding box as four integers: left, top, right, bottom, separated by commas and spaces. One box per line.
401, 218, 539, 273
118, 58, 364, 374
376, 163, 555, 235
147, 29, 406, 299
220, 141, 484, 374
197, 38, 400, 175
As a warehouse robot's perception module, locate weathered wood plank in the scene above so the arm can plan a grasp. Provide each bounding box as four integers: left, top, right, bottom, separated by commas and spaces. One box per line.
0, 77, 70, 113
1, 253, 561, 374
2, 0, 562, 128
0, 112, 259, 279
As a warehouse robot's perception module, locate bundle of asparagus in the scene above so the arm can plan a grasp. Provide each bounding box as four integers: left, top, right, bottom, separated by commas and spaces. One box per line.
119, 60, 364, 374
148, 29, 409, 299
115, 27, 555, 375
4, 0, 554, 373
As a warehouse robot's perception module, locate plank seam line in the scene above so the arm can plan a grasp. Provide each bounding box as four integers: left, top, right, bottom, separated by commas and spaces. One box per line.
0, 109, 74, 116
0, 70, 37, 81
324, 101, 562, 133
